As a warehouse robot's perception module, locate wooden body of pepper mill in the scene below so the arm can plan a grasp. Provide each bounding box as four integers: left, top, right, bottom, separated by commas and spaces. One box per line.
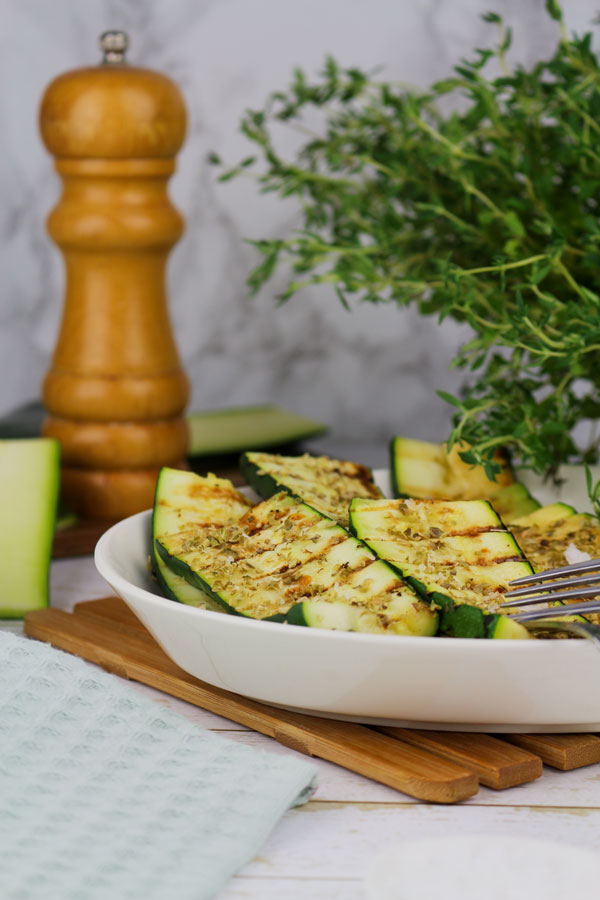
39, 31, 189, 520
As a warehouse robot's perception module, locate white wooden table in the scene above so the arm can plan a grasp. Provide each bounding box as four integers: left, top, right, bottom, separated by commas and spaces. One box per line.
7, 555, 600, 899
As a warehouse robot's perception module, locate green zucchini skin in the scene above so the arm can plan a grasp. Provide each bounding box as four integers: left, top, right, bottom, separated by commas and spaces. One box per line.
0, 437, 60, 617
403, 581, 530, 639
389, 437, 404, 499
349, 497, 532, 640
155, 538, 285, 621
239, 450, 382, 527
484, 614, 530, 640
401, 573, 529, 640
152, 467, 250, 611
239, 453, 285, 502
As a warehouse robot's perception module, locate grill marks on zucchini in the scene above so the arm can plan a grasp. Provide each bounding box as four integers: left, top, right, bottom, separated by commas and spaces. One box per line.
152, 456, 545, 639
349, 497, 532, 639
511, 507, 600, 626
240, 451, 382, 526
157, 491, 438, 635
152, 468, 251, 610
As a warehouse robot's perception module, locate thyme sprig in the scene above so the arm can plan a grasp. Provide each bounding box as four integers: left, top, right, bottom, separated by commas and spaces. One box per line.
216, 0, 600, 489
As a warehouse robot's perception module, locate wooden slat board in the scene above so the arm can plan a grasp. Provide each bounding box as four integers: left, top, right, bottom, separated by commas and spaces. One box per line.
377, 727, 542, 789
23, 597, 600, 804
502, 733, 600, 771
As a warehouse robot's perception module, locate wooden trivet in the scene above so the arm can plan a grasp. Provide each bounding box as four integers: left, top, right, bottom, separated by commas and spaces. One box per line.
23, 597, 600, 804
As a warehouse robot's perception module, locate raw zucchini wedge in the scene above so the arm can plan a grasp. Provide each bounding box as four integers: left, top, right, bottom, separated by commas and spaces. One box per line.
389, 436, 539, 523
187, 405, 327, 456
239, 451, 382, 527
152, 467, 251, 610
349, 497, 532, 639
156, 491, 438, 635
0, 438, 60, 617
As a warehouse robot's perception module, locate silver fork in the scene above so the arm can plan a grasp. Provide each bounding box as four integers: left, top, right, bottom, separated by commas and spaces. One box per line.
499, 557, 600, 649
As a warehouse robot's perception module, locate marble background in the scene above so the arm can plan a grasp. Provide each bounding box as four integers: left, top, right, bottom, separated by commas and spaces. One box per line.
0, 0, 595, 462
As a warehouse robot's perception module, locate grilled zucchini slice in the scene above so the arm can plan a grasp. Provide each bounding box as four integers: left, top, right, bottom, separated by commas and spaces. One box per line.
349, 497, 532, 639
239, 451, 382, 527
152, 467, 251, 610
509, 504, 598, 626
390, 437, 513, 498
156, 491, 438, 635
390, 436, 539, 522
510, 502, 577, 529
287, 593, 436, 635
510, 503, 589, 573
490, 483, 541, 522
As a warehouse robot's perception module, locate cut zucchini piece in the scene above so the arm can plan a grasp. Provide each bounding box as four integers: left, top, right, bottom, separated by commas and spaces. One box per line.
510, 506, 600, 625
391, 437, 448, 465
489, 483, 541, 523
390, 437, 453, 499
287, 591, 438, 636
511, 502, 577, 529
240, 450, 382, 526
349, 497, 533, 639
445, 441, 514, 497
506, 504, 599, 627
390, 436, 538, 525
390, 436, 514, 502
485, 614, 530, 640
157, 491, 438, 634
187, 405, 326, 456
152, 467, 251, 610
0, 438, 60, 617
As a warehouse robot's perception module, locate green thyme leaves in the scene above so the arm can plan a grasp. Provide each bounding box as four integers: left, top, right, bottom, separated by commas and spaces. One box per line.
217, 2, 600, 481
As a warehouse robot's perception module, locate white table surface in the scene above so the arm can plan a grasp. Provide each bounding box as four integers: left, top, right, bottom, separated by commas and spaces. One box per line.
5, 555, 600, 899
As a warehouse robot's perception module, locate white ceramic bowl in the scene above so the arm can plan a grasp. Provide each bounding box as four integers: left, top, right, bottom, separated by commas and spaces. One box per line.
94, 467, 600, 732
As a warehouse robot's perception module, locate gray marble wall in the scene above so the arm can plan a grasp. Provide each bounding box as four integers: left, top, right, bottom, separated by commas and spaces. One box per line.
0, 0, 594, 458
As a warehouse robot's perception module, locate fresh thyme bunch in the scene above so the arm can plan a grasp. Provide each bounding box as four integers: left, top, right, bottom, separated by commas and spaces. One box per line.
216, 0, 600, 488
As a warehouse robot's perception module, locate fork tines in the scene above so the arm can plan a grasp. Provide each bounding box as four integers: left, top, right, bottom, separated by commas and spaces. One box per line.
500, 557, 600, 610
510, 599, 600, 621
508, 558, 600, 586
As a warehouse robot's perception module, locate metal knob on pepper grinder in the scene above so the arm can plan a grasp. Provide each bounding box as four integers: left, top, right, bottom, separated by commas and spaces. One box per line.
39, 32, 190, 520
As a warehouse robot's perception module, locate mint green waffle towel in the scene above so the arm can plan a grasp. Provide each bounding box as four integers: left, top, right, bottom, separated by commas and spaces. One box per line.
0, 632, 318, 899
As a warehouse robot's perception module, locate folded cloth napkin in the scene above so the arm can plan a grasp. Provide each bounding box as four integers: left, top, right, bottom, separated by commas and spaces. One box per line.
0, 632, 318, 900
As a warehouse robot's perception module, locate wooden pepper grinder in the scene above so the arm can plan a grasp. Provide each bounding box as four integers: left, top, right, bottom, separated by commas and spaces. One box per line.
39, 31, 190, 520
